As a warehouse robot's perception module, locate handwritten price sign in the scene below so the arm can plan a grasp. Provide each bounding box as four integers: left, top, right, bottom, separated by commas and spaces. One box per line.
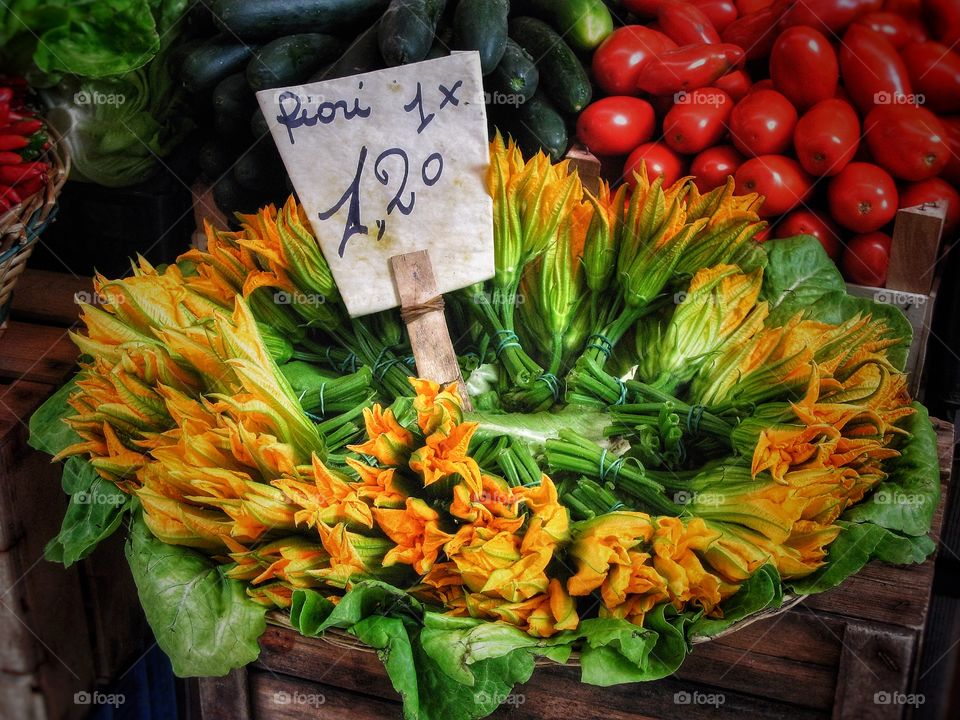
257, 53, 494, 317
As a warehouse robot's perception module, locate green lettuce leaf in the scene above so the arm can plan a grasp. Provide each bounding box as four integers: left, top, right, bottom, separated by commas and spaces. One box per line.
689, 564, 783, 639
44, 457, 129, 566
761, 235, 846, 324
842, 403, 940, 536
125, 512, 266, 677
28, 377, 81, 456
787, 520, 935, 595
467, 407, 613, 454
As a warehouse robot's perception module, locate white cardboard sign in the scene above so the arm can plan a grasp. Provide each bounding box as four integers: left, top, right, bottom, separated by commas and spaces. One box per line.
256, 52, 495, 317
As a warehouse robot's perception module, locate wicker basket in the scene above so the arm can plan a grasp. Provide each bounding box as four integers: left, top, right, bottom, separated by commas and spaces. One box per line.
0, 124, 70, 338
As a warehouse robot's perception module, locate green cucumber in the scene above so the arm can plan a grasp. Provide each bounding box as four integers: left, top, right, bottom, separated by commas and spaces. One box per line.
181, 35, 257, 94
250, 108, 269, 140
487, 38, 538, 105
378, 0, 448, 67
508, 17, 592, 114
509, 91, 568, 162
212, 73, 255, 139
246, 33, 346, 91
233, 146, 285, 191
312, 22, 384, 81
212, 0, 389, 40
198, 140, 234, 180
514, 0, 613, 51
452, 0, 508, 75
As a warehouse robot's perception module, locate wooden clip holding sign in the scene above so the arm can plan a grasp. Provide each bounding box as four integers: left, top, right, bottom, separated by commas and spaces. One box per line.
256, 53, 493, 403
389, 251, 472, 409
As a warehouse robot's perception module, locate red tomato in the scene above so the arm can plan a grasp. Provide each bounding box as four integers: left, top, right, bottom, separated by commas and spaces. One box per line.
884, 0, 921, 16
663, 88, 734, 154
736, 0, 773, 13
940, 116, 960, 185
900, 42, 960, 114
592, 26, 678, 96
728, 89, 799, 156
750, 79, 775, 93
828, 162, 899, 232
864, 104, 949, 181
793, 99, 861, 176
722, 6, 784, 61
899, 177, 960, 236
776, 209, 843, 257
624, 143, 687, 186
853, 11, 915, 48
839, 24, 914, 114
734, 155, 813, 216
658, 1, 722, 45
923, 0, 960, 46
691, 145, 745, 192
779, 0, 878, 34
769, 26, 839, 111
841, 232, 892, 285
636, 43, 744, 95
713, 69, 752, 100
577, 98, 657, 156
691, 0, 739, 32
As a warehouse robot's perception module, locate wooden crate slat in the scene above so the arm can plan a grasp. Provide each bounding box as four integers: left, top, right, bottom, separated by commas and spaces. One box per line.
0, 322, 77, 385
9, 270, 89, 327
831, 624, 916, 720
250, 668, 401, 720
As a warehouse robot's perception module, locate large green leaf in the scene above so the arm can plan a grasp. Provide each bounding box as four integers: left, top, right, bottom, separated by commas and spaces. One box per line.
787, 520, 935, 595
28, 377, 81, 456
689, 564, 783, 639
761, 235, 846, 324
44, 457, 129, 567
842, 403, 940, 536
125, 512, 266, 677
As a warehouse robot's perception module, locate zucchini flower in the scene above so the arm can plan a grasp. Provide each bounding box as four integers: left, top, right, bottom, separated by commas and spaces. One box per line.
409, 422, 483, 496
411, 378, 463, 435
348, 405, 414, 466
463, 578, 579, 638
371, 497, 453, 574
450, 473, 523, 524
581, 181, 626, 295
567, 512, 657, 597
224, 536, 331, 589
272, 455, 374, 530
246, 582, 295, 609
310, 522, 399, 589
409, 561, 466, 609
136, 486, 240, 551
347, 458, 408, 509
648, 517, 728, 615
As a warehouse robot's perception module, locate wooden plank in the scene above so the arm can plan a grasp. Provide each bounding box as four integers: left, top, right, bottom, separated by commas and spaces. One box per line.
389, 251, 472, 409
0, 322, 77, 385
564, 144, 601, 196
887, 202, 946, 295
250, 669, 400, 720
0, 671, 45, 720
831, 624, 917, 720
9, 270, 89, 327
198, 667, 251, 720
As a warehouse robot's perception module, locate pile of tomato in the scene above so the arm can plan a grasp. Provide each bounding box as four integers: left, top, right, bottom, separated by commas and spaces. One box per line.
575, 0, 960, 287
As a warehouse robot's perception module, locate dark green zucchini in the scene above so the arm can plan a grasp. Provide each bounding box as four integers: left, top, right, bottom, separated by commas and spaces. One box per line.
198, 140, 234, 180
487, 38, 538, 105
212, 73, 255, 139
378, 0, 447, 67
233, 146, 286, 191
250, 108, 270, 140
246, 33, 346, 91
181, 35, 257, 94
508, 17, 592, 114
312, 22, 384, 81
509, 91, 568, 161
212, 0, 389, 40
452, 0, 508, 75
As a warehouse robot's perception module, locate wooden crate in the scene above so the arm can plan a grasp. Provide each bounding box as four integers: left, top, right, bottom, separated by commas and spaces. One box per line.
0, 270, 151, 719
195, 419, 954, 720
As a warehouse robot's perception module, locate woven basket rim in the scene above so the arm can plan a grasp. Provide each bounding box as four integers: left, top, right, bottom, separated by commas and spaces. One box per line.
263, 594, 805, 666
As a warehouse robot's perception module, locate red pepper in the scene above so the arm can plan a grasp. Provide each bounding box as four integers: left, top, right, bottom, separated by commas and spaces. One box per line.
0, 151, 23, 164
0, 162, 47, 185
636, 43, 745, 95
2, 119, 42, 135
658, 1, 722, 44
721, 5, 786, 60
16, 174, 44, 198
0, 135, 28, 150
0, 183, 22, 205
